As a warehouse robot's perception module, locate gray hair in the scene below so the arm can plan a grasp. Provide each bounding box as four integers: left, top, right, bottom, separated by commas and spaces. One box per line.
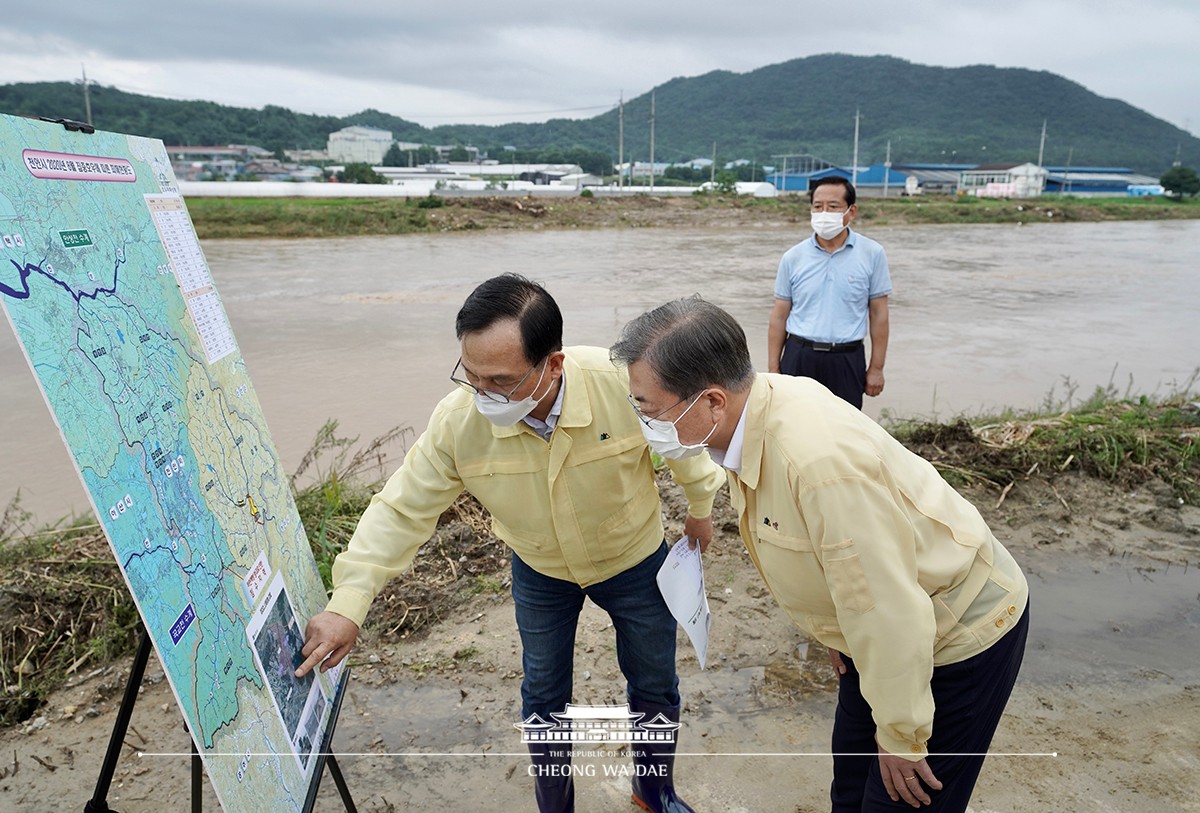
610, 296, 754, 399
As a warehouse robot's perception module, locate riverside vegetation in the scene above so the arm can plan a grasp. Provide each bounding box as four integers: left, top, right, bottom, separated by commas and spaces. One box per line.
2, 384, 1197, 729
185, 193, 1200, 239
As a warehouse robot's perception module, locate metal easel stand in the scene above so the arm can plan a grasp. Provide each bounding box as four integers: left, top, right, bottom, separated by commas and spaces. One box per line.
83, 626, 179, 812
83, 625, 357, 813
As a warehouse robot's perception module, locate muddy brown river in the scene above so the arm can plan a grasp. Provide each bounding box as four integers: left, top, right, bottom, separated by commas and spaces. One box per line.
3, 219, 1198, 521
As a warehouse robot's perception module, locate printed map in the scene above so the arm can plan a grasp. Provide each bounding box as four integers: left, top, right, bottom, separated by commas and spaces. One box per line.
0, 114, 340, 811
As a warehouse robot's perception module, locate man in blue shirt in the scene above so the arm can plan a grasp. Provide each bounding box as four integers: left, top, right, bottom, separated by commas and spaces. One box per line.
768, 177, 892, 409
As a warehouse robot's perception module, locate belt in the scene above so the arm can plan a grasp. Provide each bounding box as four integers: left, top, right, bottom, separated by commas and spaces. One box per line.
787, 335, 863, 353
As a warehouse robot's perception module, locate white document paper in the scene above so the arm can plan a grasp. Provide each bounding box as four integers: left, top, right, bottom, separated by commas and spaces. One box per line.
656, 536, 711, 668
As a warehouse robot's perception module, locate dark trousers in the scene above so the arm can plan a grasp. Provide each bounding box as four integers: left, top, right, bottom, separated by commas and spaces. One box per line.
780, 341, 867, 409
830, 606, 1029, 813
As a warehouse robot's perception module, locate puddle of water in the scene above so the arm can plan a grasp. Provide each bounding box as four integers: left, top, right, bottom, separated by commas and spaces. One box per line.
1019, 550, 1200, 685
683, 550, 1200, 723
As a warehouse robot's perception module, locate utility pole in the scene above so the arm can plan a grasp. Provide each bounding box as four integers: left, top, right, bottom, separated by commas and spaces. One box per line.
883, 139, 892, 197
649, 91, 656, 194
618, 92, 624, 190
711, 142, 716, 186
81, 64, 93, 126
1063, 146, 1073, 196
1037, 119, 1047, 168
851, 109, 860, 187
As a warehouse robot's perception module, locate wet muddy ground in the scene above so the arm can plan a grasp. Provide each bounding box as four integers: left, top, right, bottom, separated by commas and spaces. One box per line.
3, 473, 1199, 812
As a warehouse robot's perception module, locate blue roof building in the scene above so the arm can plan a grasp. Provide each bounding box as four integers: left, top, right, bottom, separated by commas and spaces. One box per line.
766, 163, 910, 196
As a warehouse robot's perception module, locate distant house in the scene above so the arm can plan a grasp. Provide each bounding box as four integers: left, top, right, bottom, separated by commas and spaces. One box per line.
240, 159, 322, 182
958, 162, 1047, 198
617, 161, 674, 179
165, 144, 272, 181
892, 163, 975, 195
765, 154, 841, 191
327, 126, 393, 164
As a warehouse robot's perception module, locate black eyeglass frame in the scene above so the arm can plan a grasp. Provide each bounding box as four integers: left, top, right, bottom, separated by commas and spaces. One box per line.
625, 391, 700, 428
450, 357, 546, 404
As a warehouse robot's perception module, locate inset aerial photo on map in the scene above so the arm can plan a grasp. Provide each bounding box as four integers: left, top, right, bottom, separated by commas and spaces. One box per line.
246, 573, 324, 772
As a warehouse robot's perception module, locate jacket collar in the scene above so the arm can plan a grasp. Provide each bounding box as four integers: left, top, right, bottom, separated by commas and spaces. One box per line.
736, 374, 772, 489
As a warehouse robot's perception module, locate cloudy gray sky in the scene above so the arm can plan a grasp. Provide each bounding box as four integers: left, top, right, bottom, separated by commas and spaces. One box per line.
1, 1, 1196, 134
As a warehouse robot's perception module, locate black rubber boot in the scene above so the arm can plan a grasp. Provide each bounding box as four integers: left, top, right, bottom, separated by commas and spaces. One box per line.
629, 699, 695, 813
528, 742, 575, 813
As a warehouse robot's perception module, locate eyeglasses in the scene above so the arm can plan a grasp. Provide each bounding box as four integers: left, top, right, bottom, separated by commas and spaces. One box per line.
451, 357, 544, 404
626, 392, 699, 428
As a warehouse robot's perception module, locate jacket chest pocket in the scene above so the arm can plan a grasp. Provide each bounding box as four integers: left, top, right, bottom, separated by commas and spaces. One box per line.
752, 524, 832, 615
822, 550, 876, 615
459, 455, 547, 519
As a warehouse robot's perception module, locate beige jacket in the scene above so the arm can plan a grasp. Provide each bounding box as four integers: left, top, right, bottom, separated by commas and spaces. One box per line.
729, 374, 1028, 759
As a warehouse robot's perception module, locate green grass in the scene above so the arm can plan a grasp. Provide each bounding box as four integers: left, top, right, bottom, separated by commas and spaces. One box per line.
859, 194, 1200, 226
890, 379, 1200, 504
289, 420, 413, 591
184, 193, 1200, 239
468, 573, 506, 596
187, 197, 432, 238
0, 514, 140, 727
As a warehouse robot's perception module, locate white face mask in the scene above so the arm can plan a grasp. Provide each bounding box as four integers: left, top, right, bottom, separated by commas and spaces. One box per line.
638, 391, 717, 460
473, 362, 551, 426
811, 210, 847, 241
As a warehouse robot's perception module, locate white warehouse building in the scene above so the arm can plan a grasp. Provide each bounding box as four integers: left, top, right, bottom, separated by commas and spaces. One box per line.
327, 126, 394, 164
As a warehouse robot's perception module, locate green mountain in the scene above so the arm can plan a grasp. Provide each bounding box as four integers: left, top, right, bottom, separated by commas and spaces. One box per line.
3, 54, 1195, 174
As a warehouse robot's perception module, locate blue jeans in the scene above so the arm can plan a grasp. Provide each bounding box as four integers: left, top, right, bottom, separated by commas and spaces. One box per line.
511, 543, 680, 720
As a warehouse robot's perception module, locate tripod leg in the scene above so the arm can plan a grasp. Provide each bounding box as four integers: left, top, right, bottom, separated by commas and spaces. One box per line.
191, 739, 202, 813
84, 625, 152, 813
326, 755, 358, 813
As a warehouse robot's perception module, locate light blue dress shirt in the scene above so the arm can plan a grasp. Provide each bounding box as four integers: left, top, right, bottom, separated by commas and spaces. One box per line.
774, 229, 892, 343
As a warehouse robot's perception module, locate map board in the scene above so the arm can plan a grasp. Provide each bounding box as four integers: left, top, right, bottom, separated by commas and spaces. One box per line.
0, 114, 342, 811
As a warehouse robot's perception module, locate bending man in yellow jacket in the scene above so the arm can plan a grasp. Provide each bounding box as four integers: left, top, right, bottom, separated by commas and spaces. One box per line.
612, 296, 1028, 813
297, 274, 723, 813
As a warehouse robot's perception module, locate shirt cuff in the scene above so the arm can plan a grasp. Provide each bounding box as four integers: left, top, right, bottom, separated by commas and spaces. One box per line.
325, 587, 374, 628
876, 728, 928, 762
684, 495, 715, 520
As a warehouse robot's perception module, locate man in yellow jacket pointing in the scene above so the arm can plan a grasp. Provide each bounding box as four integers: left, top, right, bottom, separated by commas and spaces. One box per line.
297, 274, 723, 813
